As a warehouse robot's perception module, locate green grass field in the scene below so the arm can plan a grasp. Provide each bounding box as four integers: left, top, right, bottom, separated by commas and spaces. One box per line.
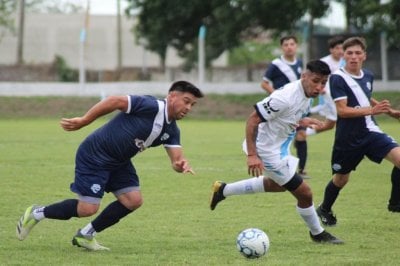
1, 118, 400, 265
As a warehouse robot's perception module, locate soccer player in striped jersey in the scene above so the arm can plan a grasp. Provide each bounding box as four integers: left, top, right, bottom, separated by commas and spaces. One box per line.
316, 37, 400, 227
16, 81, 203, 250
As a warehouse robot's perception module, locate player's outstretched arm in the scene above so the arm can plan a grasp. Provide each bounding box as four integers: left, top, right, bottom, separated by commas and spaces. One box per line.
60, 95, 128, 131
166, 147, 195, 174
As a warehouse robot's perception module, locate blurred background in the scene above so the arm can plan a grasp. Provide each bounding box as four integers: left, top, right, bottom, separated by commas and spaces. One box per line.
0, 0, 399, 95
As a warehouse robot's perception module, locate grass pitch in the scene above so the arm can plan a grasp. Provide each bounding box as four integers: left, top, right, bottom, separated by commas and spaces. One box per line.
1, 118, 400, 265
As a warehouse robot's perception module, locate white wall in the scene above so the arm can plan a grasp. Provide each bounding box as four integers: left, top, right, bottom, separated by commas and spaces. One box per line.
0, 13, 227, 70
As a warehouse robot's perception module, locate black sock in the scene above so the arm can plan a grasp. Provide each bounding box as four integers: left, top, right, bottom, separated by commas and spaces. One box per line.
44, 199, 79, 220
91, 201, 133, 233
389, 167, 400, 205
321, 180, 341, 211
295, 140, 307, 172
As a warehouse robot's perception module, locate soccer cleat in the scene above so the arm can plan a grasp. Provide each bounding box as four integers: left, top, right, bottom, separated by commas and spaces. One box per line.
210, 181, 226, 210
316, 205, 337, 226
16, 205, 41, 241
310, 231, 344, 244
298, 170, 311, 179
72, 230, 110, 251
388, 203, 400, 212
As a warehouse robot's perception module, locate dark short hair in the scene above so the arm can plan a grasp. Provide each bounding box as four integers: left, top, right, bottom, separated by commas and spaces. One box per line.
306, 60, 331, 76
343, 36, 367, 52
280, 35, 298, 45
169, 81, 204, 98
328, 36, 344, 49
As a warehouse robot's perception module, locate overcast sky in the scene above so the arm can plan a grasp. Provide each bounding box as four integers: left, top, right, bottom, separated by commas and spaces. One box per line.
66, 0, 345, 28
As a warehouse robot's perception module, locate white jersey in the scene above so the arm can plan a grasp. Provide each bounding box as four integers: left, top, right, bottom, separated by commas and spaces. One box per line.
311, 54, 344, 121
254, 80, 311, 158
243, 80, 311, 185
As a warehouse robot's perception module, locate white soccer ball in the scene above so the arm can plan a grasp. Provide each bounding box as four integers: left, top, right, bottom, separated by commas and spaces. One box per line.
236, 228, 270, 259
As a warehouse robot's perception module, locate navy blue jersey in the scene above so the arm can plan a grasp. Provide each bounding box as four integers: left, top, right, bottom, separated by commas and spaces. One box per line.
263, 56, 303, 89
329, 68, 381, 149
77, 95, 180, 169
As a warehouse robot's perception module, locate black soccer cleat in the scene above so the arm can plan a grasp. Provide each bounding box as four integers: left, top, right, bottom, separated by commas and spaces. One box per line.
310, 231, 344, 244
316, 205, 337, 226
388, 203, 400, 212
209, 181, 226, 210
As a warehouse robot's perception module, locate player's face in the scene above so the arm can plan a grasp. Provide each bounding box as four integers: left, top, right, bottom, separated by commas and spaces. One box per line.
168, 91, 198, 120
281, 39, 297, 57
343, 45, 366, 74
330, 44, 343, 61
302, 72, 328, 98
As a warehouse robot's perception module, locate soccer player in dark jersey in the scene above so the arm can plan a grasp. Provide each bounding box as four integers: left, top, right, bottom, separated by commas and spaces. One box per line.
16, 81, 203, 250
261, 35, 310, 179
316, 37, 400, 227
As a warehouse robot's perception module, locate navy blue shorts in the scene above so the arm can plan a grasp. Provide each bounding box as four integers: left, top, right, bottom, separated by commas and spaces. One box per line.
331, 131, 398, 174
70, 159, 140, 200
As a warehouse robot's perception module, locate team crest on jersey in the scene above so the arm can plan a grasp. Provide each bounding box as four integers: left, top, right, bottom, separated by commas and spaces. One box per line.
366, 82, 372, 91
135, 138, 146, 152
160, 133, 170, 141
262, 99, 280, 114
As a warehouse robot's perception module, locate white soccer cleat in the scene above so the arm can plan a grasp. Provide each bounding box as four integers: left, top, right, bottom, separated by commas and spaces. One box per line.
72, 231, 110, 251
16, 205, 41, 240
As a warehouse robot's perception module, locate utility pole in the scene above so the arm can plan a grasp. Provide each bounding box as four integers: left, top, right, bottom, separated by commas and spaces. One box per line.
116, 0, 122, 73
17, 0, 25, 65
198, 25, 206, 85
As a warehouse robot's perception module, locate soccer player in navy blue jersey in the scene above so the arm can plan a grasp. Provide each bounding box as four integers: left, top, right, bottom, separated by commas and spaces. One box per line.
261, 35, 310, 179
16, 81, 203, 250
316, 37, 400, 227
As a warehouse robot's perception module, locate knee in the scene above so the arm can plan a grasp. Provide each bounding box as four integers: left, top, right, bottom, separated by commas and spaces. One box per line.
77, 203, 100, 217
122, 196, 143, 211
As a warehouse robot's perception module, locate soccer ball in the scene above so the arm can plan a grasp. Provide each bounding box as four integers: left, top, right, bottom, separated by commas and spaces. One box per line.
236, 228, 270, 259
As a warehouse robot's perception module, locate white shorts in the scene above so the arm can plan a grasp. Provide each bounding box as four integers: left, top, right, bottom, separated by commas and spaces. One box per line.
242, 140, 298, 186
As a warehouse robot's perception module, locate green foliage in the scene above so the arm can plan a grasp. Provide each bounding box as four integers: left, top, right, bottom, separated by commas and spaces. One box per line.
53, 55, 79, 82
1, 119, 400, 265
126, 0, 320, 69
228, 40, 278, 66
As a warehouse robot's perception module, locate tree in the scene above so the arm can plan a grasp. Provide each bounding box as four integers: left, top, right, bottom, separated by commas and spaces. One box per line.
127, 0, 319, 70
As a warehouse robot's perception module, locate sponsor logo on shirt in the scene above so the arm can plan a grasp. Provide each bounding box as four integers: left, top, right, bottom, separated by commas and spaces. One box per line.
262, 99, 279, 114
160, 133, 170, 141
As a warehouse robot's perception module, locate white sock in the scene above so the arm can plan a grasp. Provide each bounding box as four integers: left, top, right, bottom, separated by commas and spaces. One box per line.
80, 223, 97, 237
296, 204, 324, 235
32, 207, 45, 221
224, 176, 265, 197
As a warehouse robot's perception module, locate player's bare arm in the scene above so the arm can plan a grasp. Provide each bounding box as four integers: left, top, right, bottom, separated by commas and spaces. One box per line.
298, 117, 323, 128
335, 98, 391, 118
261, 80, 274, 94
60, 96, 128, 131
245, 111, 264, 177
166, 147, 194, 174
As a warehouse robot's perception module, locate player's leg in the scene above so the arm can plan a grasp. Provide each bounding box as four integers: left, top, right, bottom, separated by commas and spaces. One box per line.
73, 163, 139, 251
384, 146, 400, 211
294, 128, 309, 179
286, 174, 343, 244
210, 176, 286, 210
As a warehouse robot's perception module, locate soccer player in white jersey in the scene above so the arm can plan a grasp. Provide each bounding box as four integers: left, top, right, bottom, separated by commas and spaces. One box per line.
308, 36, 344, 135
316, 37, 400, 227
260, 35, 310, 179
210, 60, 343, 244
16, 81, 203, 250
